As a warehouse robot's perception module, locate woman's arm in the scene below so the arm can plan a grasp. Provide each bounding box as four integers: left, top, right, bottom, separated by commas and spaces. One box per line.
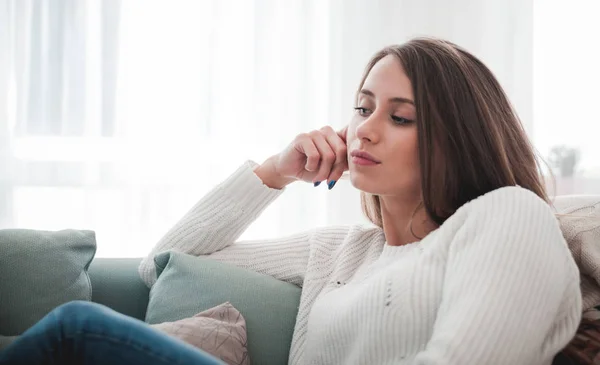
139, 126, 349, 288
138, 160, 311, 288
414, 186, 582, 365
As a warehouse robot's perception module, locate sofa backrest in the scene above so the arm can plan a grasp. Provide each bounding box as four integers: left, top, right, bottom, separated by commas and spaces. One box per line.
88, 258, 149, 320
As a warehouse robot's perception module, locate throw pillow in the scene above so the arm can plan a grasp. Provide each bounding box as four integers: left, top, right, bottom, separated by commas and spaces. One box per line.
151, 302, 249, 365
0, 229, 96, 337
146, 251, 302, 365
553, 195, 600, 310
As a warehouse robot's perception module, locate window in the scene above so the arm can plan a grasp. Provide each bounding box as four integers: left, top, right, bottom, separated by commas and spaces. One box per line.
533, 0, 600, 195
1, 0, 595, 258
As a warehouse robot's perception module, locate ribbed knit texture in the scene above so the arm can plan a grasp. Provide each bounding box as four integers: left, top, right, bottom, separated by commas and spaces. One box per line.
139, 161, 582, 365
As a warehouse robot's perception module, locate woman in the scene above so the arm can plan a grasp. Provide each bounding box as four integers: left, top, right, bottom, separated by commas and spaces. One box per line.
0, 38, 581, 365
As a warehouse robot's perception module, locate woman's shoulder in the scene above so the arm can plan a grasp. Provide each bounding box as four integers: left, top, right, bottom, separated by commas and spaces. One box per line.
427, 186, 577, 282
435, 185, 564, 252
469, 185, 547, 208
452, 185, 555, 224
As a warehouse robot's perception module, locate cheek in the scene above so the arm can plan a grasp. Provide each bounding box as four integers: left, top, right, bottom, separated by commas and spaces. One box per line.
394, 149, 418, 175
390, 131, 420, 173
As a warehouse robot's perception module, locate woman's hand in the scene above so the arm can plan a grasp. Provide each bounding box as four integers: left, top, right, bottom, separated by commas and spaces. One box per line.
255, 126, 348, 189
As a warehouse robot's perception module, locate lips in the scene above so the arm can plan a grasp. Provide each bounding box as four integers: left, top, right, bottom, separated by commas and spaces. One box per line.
350, 150, 381, 164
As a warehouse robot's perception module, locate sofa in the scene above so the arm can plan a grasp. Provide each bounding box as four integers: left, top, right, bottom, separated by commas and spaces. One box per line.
83, 257, 600, 365
6, 253, 589, 365
1, 193, 598, 365
85, 253, 598, 365
88, 258, 150, 323
0, 234, 301, 365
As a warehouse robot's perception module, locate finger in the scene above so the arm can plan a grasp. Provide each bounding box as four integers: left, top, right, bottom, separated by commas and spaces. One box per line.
310, 131, 336, 183
327, 159, 348, 188
336, 125, 348, 144
298, 135, 320, 172
321, 127, 348, 187
321, 126, 348, 167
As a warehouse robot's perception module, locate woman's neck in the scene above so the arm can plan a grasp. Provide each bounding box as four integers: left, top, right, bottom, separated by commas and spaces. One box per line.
379, 195, 438, 246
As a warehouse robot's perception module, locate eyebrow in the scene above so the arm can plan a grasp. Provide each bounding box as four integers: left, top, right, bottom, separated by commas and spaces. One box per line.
359, 89, 415, 105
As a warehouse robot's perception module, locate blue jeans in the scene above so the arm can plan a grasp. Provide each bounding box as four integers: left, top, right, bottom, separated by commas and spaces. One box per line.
0, 301, 225, 365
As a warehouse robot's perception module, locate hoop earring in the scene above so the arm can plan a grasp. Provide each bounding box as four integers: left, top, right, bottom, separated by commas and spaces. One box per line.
409, 201, 424, 240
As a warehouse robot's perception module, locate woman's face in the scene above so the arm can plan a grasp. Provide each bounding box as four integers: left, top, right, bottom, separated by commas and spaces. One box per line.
347, 55, 421, 198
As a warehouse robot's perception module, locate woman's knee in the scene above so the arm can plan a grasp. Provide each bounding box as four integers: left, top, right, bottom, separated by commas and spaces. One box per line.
52, 301, 111, 332
54, 300, 103, 317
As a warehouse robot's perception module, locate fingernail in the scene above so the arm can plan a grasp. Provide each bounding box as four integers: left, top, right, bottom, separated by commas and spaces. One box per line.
314, 181, 321, 187
328, 180, 337, 190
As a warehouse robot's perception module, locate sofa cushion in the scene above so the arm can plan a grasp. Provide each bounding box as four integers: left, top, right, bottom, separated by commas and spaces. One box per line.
0, 229, 96, 336
146, 251, 301, 365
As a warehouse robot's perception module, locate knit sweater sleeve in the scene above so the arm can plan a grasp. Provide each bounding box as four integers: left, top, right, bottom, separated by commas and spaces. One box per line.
414, 186, 582, 365
138, 160, 313, 288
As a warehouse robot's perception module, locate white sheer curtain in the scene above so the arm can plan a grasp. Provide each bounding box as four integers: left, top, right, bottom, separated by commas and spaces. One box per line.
2, 0, 538, 257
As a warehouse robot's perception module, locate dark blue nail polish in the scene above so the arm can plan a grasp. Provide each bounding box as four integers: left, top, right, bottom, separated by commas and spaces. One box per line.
314, 181, 321, 187
328, 180, 337, 190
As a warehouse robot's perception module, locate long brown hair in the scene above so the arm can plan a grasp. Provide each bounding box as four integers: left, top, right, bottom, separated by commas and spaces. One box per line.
359, 38, 550, 227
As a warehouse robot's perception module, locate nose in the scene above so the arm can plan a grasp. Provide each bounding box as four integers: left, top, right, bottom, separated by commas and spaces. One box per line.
355, 115, 380, 144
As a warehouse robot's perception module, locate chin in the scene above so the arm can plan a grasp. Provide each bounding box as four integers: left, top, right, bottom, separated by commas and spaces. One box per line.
349, 173, 381, 195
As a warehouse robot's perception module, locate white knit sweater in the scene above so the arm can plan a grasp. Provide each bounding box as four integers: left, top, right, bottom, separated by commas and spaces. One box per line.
139, 161, 582, 365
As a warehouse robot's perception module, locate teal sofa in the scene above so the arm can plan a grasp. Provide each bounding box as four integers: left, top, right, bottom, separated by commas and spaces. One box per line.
2, 257, 583, 365
1, 247, 299, 365
87, 258, 579, 365
86, 255, 301, 365
5, 230, 596, 365
88, 258, 150, 321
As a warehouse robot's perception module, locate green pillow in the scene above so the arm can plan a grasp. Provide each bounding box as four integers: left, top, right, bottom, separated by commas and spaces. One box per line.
147, 251, 302, 365
0, 229, 96, 336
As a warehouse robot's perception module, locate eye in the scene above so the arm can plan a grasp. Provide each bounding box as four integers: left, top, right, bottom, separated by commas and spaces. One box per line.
354, 107, 372, 117
391, 115, 414, 125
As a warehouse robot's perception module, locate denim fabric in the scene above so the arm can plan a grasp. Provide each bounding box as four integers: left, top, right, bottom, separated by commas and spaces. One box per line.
0, 301, 225, 365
